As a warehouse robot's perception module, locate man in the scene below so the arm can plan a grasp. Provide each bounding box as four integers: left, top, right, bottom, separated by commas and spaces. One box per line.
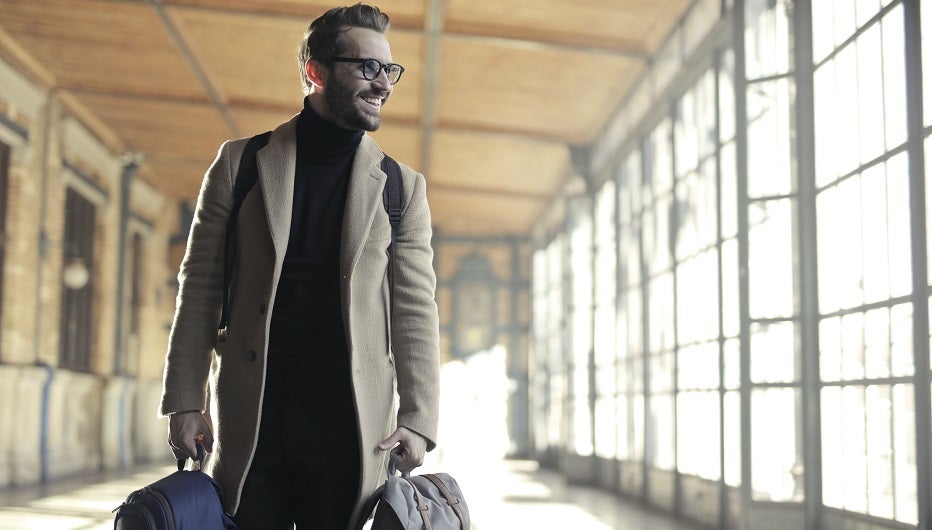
158, 4, 440, 529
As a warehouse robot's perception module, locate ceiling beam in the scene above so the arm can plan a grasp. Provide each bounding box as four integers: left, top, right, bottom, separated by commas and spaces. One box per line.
148, 0, 241, 137
111, 0, 650, 60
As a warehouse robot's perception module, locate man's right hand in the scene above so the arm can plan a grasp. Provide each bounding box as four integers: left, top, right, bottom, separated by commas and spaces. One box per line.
168, 410, 214, 462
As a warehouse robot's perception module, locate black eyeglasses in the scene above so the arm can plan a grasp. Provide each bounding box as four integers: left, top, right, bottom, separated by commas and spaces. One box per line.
331, 57, 405, 84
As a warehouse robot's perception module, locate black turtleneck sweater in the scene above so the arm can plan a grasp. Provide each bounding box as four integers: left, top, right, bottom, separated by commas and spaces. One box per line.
267, 99, 364, 362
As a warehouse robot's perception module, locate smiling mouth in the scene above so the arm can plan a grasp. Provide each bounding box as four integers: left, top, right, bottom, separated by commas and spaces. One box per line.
361, 96, 382, 108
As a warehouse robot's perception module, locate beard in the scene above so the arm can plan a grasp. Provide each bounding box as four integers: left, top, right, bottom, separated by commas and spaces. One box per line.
323, 75, 388, 132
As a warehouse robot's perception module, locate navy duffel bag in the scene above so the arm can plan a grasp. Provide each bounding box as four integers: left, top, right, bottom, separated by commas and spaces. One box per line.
113, 446, 236, 530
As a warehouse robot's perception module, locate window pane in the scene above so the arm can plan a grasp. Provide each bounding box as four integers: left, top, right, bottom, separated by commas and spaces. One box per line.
676, 249, 720, 344
724, 390, 741, 486
649, 394, 675, 470
820, 316, 842, 382
751, 321, 796, 384
866, 385, 894, 519
748, 199, 795, 318
751, 387, 801, 501
747, 78, 793, 198
678, 341, 720, 390
822, 386, 844, 509
890, 303, 914, 377
893, 384, 917, 523
818, 178, 864, 313
885, 154, 912, 298
722, 238, 740, 337
882, 6, 907, 151
856, 24, 885, 164
649, 272, 675, 354
677, 391, 721, 480
595, 397, 616, 459
744, 0, 791, 79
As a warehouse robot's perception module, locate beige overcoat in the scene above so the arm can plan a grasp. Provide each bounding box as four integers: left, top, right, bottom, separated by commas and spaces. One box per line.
159, 113, 440, 528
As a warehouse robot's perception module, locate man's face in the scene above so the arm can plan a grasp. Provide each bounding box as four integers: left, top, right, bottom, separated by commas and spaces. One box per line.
322, 27, 393, 131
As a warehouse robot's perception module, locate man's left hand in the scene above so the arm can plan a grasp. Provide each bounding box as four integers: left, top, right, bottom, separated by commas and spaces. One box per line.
378, 426, 427, 474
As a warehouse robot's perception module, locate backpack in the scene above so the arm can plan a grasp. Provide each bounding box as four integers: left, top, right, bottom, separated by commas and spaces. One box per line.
218, 131, 405, 330
355, 455, 470, 530
113, 447, 237, 530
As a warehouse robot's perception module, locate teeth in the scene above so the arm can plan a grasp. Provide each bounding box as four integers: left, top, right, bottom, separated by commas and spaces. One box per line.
363, 97, 381, 107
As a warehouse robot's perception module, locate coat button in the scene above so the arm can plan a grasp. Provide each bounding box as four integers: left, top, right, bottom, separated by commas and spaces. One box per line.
248, 350, 257, 362
258, 304, 267, 315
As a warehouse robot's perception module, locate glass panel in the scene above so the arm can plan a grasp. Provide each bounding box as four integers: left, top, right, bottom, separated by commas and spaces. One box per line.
676, 250, 720, 345
842, 386, 868, 513
860, 163, 891, 303
866, 385, 894, 519
724, 390, 741, 486
722, 238, 740, 338
751, 387, 802, 501
841, 312, 866, 381
820, 316, 842, 382
855, 0, 880, 28
747, 78, 793, 198
678, 341, 720, 390
882, 5, 907, 151
721, 142, 738, 239
720, 50, 736, 143
856, 24, 885, 164
811, 0, 835, 64
648, 272, 676, 354
893, 384, 917, 523
813, 56, 844, 189
750, 321, 796, 384
648, 119, 674, 196
648, 394, 675, 470
817, 178, 864, 313
822, 386, 844, 509
744, 0, 791, 79
677, 391, 721, 480
864, 308, 892, 379
724, 338, 740, 390
890, 303, 914, 377
595, 397, 616, 459
886, 154, 912, 298
616, 394, 631, 459
748, 199, 795, 318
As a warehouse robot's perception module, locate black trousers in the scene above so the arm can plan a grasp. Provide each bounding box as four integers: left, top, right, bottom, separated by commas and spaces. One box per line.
233, 356, 361, 530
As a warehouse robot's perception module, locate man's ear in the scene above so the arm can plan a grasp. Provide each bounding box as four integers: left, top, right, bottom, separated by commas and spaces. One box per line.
305, 59, 327, 88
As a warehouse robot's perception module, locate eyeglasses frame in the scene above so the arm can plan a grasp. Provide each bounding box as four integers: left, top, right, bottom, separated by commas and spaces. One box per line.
330, 57, 405, 85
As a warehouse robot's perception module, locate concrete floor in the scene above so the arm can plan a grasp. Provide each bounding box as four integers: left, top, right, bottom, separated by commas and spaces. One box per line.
0, 458, 703, 530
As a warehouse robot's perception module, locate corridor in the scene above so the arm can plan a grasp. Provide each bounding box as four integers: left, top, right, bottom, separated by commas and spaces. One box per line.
0, 458, 701, 530
1, 0, 931, 529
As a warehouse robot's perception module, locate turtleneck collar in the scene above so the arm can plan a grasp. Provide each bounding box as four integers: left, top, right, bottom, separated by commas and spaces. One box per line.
296, 96, 364, 163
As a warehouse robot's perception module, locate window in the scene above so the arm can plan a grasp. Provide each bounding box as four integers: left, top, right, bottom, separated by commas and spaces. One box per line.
0, 141, 9, 352
59, 188, 96, 372
813, 1, 916, 523
593, 180, 617, 459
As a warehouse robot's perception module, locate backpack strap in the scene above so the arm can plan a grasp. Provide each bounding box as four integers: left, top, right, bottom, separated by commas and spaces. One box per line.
403, 477, 434, 530
219, 131, 271, 330
380, 154, 404, 344
423, 474, 468, 529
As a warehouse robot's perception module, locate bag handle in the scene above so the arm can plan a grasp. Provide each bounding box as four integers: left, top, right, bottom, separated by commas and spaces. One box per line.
423, 474, 467, 530
176, 443, 205, 472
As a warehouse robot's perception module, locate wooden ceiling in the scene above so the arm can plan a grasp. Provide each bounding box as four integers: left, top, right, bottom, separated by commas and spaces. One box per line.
0, 0, 692, 236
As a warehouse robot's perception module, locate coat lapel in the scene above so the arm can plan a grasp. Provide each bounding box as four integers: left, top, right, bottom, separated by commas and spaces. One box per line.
257, 115, 299, 261
341, 135, 386, 277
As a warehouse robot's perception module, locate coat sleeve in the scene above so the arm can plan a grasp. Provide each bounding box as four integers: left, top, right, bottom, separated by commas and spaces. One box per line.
391, 170, 441, 450
159, 141, 236, 416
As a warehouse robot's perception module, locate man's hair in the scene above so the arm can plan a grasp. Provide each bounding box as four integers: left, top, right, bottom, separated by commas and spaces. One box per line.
297, 3, 391, 95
